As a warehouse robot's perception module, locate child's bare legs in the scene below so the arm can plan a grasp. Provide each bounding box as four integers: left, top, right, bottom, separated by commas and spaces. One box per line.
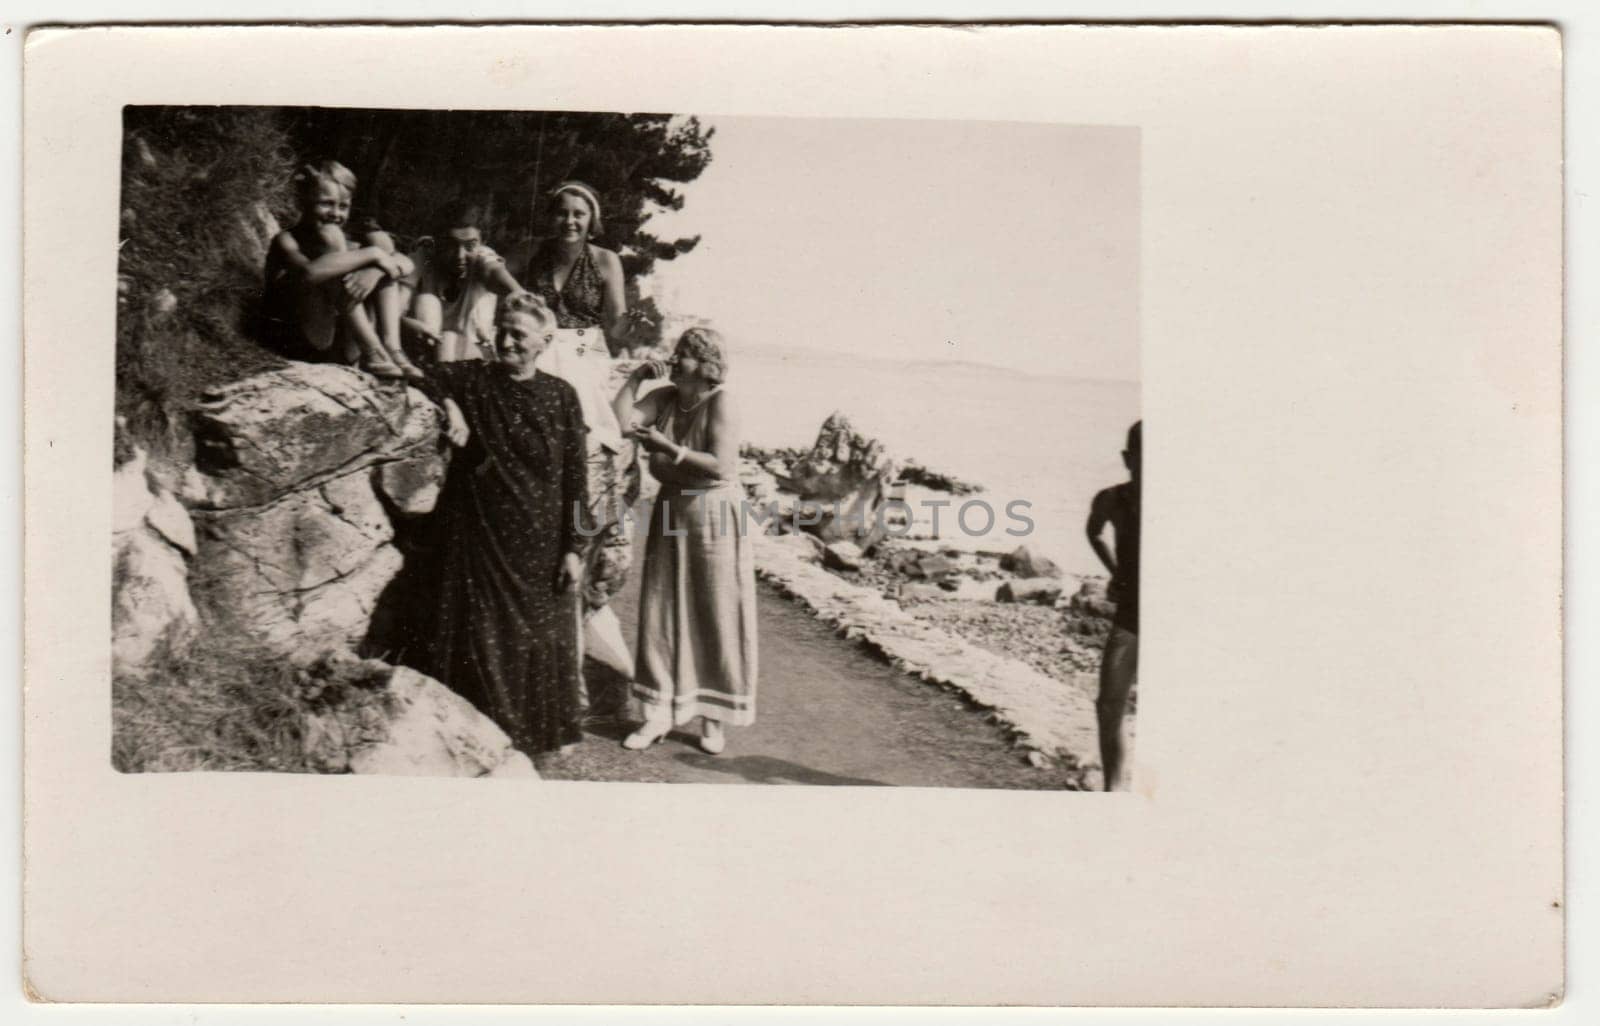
408, 293, 458, 362
358, 230, 423, 378
1096, 625, 1137, 791
371, 278, 423, 379
412, 293, 476, 364
340, 302, 402, 378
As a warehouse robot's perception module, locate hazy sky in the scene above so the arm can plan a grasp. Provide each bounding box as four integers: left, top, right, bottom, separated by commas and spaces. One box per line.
644, 116, 1139, 382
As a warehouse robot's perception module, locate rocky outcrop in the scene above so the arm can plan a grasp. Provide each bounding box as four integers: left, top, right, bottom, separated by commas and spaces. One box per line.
763, 413, 897, 549
299, 657, 538, 778
185, 363, 445, 656
112, 446, 200, 677
1066, 579, 1118, 620
996, 577, 1065, 605
822, 540, 864, 572
999, 544, 1063, 580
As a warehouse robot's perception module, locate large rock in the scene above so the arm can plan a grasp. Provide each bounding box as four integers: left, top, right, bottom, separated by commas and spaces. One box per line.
190, 362, 443, 510
822, 540, 864, 572
113, 517, 200, 676
1066, 578, 1118, 620
112, 446, 200, 677
778, 412, 898, 548
999, 544, 1062, 580
302, 664, 538, 778
888, 548, 957, 581
738, 461, 780, 510
996, 578, 1065, 605
187, 364, 446, 656
192, 468, 406, 655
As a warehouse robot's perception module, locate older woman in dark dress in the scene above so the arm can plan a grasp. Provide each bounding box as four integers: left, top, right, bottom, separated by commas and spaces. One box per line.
408, 295, 589, 755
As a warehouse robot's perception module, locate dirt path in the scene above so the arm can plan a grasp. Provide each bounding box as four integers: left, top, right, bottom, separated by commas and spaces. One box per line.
538, 548, 1087, 790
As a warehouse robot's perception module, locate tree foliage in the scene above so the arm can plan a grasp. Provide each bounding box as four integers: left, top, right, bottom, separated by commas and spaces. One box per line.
115, 105, 715, 451
286, 108, 714, 281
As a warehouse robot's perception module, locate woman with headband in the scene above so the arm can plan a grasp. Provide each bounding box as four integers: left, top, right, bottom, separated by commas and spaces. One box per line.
523, 179, 637, 717
523, 181, 629, 450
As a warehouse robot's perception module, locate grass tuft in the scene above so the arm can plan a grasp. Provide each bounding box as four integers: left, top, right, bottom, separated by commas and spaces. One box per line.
111, 631, 397, 774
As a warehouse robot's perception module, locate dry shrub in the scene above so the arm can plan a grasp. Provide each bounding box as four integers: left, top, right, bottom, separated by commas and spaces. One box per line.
111, 630, 404, 774
111, 631, 310, 773
116, 106, 298, 460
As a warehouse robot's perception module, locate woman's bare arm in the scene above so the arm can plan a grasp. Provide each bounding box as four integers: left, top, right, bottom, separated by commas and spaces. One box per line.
596, 247, 628, 338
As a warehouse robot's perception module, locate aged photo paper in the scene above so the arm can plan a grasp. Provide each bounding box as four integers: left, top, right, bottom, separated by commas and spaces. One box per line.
23, 24, 1562, 1006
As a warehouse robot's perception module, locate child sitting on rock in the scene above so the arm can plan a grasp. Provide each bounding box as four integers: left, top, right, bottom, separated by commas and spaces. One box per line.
262, 160, 424, 381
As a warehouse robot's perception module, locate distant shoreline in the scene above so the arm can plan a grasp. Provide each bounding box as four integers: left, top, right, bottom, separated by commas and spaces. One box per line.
736, 341, 1140, 388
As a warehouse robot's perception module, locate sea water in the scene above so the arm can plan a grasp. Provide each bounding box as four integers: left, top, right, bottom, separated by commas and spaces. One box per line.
733, 347, 1140, 579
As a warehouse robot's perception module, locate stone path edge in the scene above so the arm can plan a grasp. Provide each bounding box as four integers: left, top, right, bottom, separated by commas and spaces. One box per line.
752, 533, 1102, 774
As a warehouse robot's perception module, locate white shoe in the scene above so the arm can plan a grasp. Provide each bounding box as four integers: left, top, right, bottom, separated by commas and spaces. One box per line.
622, 722, 669, 751
698, 719, 726, 755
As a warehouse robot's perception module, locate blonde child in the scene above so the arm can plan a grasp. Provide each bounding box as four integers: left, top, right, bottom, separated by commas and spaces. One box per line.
262, 160, 423, 380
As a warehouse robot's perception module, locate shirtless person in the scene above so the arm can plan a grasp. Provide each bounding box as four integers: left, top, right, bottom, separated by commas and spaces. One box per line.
1086, 421, 1141, 792
402, 202, 528, 363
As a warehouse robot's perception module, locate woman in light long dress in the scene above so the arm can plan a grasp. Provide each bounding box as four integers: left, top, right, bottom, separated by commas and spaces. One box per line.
613, 327, 758, 754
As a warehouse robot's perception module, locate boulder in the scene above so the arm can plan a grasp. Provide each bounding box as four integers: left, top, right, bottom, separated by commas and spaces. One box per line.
897, 581, 948, 603
375, 453, 446, 515
996, 578, 1065, 605
487, 751, 540, 778
999, 544, 1063, 580
112, 445, 200, 678
822, 540, 864, 572
191, 471, 402, 656
190, 362, 443, 510
112, 519, 200, 676
1066, 579, 1119, 620
305, 666, 539, 778
738, 461, 780, 511
144, 490, 197, 556
897, 551, 957, 580
112, 447, 155, 533
778, 412, 897, 548
186, 364, 446, 656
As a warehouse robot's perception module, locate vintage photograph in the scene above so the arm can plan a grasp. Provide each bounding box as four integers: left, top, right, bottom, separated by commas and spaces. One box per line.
110, 104, 1141, 789
28, 22, 1563, 1008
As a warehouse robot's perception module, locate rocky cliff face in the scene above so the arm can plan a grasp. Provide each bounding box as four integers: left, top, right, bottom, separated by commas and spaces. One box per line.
111, 364, 535, 778
186, 363, 445, 656
112, 446, 200, 677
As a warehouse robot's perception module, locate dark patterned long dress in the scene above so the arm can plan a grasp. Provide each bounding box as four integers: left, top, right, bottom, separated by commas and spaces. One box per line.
410, 362, 589, 754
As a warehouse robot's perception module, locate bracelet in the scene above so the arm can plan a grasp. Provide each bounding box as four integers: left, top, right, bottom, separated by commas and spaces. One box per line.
673, 444, 689, 466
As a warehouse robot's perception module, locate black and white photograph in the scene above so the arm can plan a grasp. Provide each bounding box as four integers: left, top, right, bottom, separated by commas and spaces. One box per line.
26, 22, 1565, 1009
110, 104, 1141, 789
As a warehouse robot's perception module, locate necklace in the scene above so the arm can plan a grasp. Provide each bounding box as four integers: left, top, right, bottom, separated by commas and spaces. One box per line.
676, 385, 720, 412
